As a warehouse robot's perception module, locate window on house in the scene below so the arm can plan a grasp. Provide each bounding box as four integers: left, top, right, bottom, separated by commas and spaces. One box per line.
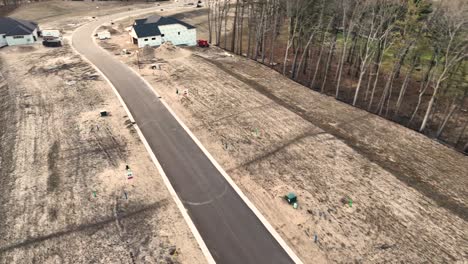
178, 32, 180, 35
151, 37, 156, 40
13, 35, 24, 39
144, 38, 148, 41
161, 34, 165, 37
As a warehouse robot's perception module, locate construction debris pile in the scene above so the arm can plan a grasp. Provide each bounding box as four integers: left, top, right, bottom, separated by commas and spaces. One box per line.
156, 41, 178, 54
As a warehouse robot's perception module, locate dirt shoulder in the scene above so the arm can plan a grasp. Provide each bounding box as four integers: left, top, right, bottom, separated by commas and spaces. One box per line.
8, 1, 152, 23
0, 4, 205, 264
101, 11, 468, 263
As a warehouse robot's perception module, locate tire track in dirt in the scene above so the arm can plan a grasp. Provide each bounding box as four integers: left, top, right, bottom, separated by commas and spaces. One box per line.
0, 200, 167, 254
0, 66, 19, 243
195, 54, 468, 222
47, 141, 61, 192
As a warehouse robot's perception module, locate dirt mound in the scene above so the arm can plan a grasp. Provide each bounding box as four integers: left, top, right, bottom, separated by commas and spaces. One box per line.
157, 41, 178, 54
154, 42, 191, 60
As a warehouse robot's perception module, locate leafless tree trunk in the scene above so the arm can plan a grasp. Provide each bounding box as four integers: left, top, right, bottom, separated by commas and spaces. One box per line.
436, 100, 459, 138
352, 6, 378, 106
282, 15, 299, 75
208, 1, 213, 43
247, 1, 253, 58
376, 63, 397, 115
335, 0, 358, 99
420, 18, 466, 132
238, 1, 246, 55
223, 1, 230, 49
310, 16, 333, 90
269, 0, 279, 65
456, 119, 468, 147
368, 34, 390, 111
231, 0, 240, 52
254, 3, 266, 60
295, 0, 324, 80
394, 54, 418, 116
261, 1, 269, 64
408, 62, 437, 126
321, 29, 338, 93
216, 1, 224, 46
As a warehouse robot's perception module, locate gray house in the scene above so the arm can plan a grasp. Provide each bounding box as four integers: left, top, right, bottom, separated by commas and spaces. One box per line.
0, 17, 39, 47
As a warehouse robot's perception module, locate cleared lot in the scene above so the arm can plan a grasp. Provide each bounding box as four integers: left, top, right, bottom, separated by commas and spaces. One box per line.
0, 2, 205, 264
102, 11, 468, 263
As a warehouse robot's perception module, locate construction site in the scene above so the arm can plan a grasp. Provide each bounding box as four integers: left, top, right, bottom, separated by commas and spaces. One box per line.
0, 2, 205, 263
1, 0, 467, 263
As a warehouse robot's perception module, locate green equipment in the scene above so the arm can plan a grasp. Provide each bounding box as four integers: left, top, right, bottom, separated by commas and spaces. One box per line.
284, 193, 297, 204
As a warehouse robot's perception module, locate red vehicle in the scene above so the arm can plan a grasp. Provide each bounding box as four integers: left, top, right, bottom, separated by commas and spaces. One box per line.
197, 39, 210, 48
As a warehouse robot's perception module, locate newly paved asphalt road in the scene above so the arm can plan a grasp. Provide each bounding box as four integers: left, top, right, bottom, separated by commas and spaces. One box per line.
72, 8, 295, 264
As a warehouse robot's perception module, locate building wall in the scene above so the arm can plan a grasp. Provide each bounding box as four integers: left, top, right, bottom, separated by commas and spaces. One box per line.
5, 28, 38, 46
130, 28, 138, 39
137, 35, 162, 48
159, 24, 196, 46
0, 34, 7, 47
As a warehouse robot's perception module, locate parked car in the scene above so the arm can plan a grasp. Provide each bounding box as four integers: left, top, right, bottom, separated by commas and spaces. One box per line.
197, 39, 209, 47
42, 40, 62, 47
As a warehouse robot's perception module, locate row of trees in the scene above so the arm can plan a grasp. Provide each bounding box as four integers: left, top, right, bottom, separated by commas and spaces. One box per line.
207, 0, 467, 151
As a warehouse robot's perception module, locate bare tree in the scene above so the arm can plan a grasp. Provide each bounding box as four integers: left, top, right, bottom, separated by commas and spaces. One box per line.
335, 0, 360, 99
281, 0, 301, 75
205, 0, 468, 151
294, 0, 325, 80
419, 1, 467, 132
310, 15, 334, 90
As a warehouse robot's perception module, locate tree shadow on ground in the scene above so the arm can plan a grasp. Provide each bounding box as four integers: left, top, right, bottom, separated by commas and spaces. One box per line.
0, 200, 167, 254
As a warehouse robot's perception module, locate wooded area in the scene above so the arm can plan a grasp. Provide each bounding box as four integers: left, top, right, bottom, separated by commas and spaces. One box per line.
207, 0, 468, 153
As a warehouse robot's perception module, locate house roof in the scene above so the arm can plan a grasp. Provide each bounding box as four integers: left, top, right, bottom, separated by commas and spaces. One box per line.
0, 17, 37, 36
133, 23, 162, 38
132, 15, 195, 38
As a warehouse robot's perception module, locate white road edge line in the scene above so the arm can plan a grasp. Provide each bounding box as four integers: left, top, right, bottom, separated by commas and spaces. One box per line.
72, 5, 303, 263
69, 7, 215, 264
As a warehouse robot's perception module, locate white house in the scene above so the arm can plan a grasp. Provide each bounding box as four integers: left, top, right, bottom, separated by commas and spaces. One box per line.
129, 15, 196, 48
0, 17, 39, 47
